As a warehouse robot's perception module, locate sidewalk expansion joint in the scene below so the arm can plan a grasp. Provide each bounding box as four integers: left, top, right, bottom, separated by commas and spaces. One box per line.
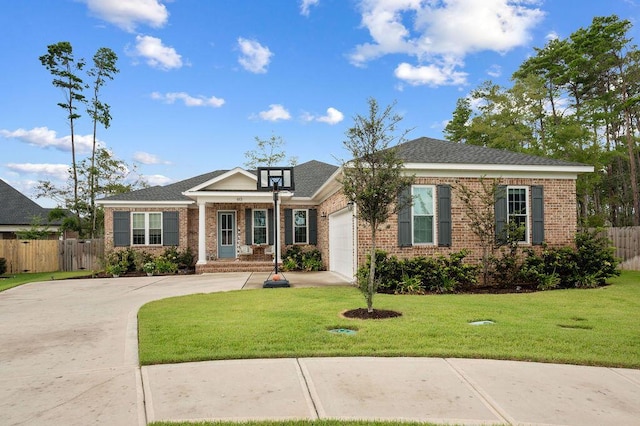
444, 358, 514, 425
295, 358, 320, 419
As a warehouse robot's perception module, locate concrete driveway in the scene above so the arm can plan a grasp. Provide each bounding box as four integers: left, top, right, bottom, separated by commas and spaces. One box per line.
0, 273, 251, 426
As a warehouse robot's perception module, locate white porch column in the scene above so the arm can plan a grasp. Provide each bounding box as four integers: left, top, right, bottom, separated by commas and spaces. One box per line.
197, 201, 207, 265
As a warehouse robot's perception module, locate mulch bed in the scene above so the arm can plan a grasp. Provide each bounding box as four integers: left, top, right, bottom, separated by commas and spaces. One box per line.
342, 308, 403, 320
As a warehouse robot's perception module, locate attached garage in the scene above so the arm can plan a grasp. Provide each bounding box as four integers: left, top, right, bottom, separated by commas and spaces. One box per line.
329, 208, 355, 280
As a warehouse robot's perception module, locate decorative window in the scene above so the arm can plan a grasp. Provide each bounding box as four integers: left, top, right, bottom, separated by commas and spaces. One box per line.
132, 212, 162, 245
293, 209, 308, 244
253, 209, 268, 245
412, 185, 435, 244
508, 186, 529, 243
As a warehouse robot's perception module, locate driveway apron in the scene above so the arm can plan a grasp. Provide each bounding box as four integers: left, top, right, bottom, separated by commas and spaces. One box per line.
0, 273, 248, 426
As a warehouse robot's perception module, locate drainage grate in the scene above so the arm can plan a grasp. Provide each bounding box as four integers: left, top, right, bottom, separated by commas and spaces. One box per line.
328, 328, 357, 335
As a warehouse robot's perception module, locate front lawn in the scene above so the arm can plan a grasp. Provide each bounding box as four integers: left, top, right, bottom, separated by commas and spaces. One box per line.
138, 271, 640, 368
0, 271, 94, 292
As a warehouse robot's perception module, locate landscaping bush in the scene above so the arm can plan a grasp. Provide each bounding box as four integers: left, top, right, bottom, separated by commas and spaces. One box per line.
103, 246, 195, 276
281, 245, 324, 271
357, 250, 478, 294
0, 257, 6, 275
499, 229, 620, 290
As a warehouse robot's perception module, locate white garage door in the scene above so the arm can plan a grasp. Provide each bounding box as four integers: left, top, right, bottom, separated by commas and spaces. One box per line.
329, 208, 354, 280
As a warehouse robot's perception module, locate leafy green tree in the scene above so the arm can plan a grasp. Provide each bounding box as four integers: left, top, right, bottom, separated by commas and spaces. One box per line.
36, 148, 147, 237
244, 133, 298, 169
87, 47, 119, 237
339, 98, 413, 312
448, 15, 640, 227
39, 41, 86, 229
15, 216, 56, 240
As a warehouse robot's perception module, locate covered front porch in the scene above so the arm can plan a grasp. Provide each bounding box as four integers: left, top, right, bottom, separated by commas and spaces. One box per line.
183, 168, 291, 272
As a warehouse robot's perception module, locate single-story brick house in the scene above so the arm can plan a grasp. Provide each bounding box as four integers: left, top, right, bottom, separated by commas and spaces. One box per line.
97, 137, 593, 279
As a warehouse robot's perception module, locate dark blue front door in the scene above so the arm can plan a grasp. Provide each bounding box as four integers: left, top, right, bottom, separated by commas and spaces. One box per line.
218, 211, 236, 258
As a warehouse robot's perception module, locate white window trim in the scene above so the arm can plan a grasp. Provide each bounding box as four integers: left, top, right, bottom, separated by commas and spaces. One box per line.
131, 212, 163, 246
411, 185, 437, 245
293, 209, 309, 244
252, 209, 268, 245
507, 186, 530, 244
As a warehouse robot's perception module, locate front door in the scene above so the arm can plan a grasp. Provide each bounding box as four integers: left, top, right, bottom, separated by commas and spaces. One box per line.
218, 211, 236, 258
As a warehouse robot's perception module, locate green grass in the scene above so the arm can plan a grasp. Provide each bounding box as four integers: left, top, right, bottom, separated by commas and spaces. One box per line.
138, 271, 640, 368
0, 271, 96, 292
149, 421, 450, 426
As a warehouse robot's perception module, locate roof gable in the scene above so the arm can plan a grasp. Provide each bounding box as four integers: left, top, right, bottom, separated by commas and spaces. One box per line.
188, 167, 257, 192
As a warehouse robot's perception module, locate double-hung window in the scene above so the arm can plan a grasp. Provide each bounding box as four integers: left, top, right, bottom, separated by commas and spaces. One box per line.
293, 209, 308, 244
253, 209, 268, 245
132, 212, 162, 245
507, 186, 529, 243
412, 185, 435, 244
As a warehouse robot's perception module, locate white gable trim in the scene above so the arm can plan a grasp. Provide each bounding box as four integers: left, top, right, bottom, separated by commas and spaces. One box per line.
187, 167, 257, 192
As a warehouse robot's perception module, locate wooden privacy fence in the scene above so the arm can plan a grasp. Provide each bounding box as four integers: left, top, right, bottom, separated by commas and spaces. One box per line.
599, 227, 640, 271
0, 239, 104, 274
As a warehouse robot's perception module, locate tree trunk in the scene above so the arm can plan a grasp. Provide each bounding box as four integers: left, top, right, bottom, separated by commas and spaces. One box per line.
367, 226, 377, 313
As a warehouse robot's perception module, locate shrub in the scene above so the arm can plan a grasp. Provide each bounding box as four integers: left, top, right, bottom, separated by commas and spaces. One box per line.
506, 229, 619, 290
155, 258, 178, 274
357, 250, 477, 295
0, 257, 6, 275
281, 246, 324, 271
104, 249, 136, 273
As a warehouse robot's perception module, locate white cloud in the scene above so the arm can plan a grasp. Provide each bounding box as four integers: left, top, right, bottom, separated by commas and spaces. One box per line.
546, 31, 560, 41
83, 0, 168, 32
133, 151, 171, 165
143, 174, 173, 186
150, 91, 225, 107
133, 35, 183, 70
258, 104, 291, 122
394, 62, 467, 87
0, 127, 96, 153
5, 163, 70, 180
350, 0, 544, 86
304, 107, 344, 125
300, 0, 320, 16
237, 38, 273, 73
487, 64, 502, 78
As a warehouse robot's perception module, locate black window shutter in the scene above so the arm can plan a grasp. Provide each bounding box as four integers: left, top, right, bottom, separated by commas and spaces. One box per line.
397, 186, 412, 247
437, 185, 452, 247
532, 185, 544, 245
495, 185, 508, 244
113, 211, 130, 247
163, 211, 179, 246
284, 209, 293, 245
309, 209, 317, 245
268, 209, 274, 245
398, 187, 412, 247
245, 208, 252, 244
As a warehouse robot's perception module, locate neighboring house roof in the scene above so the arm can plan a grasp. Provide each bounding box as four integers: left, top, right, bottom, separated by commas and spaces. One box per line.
0, 179, 52, 226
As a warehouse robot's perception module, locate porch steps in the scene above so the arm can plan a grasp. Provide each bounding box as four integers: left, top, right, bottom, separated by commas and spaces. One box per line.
196, 260, 275, 274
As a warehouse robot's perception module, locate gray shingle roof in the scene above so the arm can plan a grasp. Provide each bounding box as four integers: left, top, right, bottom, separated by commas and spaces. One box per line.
100, 138, 588, 203
0, 179, 51, 225
101, 160, 339, 202
395, 137, 588, 167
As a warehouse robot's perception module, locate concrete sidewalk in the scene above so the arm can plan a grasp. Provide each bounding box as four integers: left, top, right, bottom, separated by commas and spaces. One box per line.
143, 357, 640, 425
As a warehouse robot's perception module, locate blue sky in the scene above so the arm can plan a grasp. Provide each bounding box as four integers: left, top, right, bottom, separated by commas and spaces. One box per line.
1, 0, 638, 207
